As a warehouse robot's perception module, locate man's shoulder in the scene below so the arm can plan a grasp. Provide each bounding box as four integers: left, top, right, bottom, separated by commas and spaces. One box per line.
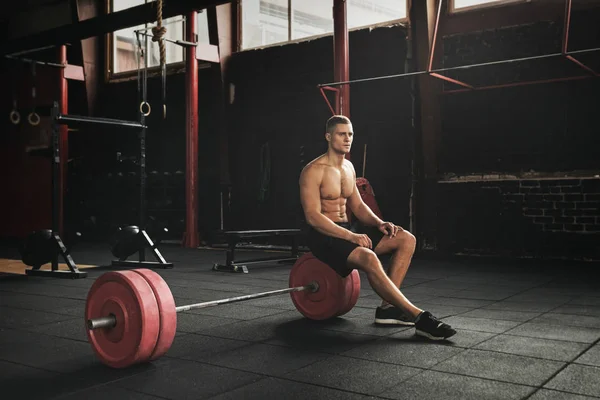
302, 160, 325, 175
304, 155, 328, 169
301, 156, 328, 182
343, 158, 356, 171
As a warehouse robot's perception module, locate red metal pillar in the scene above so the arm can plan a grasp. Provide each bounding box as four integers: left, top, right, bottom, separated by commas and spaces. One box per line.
58, 45, 68, 237
333, 0, 350, 119
183, 11, 200, 248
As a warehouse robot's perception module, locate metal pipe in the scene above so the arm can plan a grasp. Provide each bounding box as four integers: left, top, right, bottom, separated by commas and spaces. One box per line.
561, 0, 598, 76
429, 72, 473, 89
6, 44, 63, 57
319, 86, 338, 115
562, 0, 572, 54
58, 45, 68, 238
333, 0, 350, 117
55, 114, 146, 128
427, 0, 443, 72
317, 47, 600, 87
86, 282, 318, 330
443, 74, 593, 94
183, 11, 200, 248
565, 55, 599, 76
5, 55, 66, 68
175, 283, 317, 312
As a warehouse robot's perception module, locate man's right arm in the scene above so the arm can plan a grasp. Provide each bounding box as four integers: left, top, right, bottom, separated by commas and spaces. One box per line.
299, 165, 354, 241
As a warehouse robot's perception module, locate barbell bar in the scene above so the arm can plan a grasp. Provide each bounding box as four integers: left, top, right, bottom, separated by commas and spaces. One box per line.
84, 252, 362, 368
87, 282, 319, 330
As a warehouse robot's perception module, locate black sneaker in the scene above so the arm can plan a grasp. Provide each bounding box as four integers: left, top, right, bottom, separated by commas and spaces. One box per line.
374, 306, 415, 326
415, 311, 457, 340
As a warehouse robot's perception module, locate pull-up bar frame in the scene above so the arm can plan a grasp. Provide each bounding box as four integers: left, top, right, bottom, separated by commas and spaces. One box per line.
317, 0, 598, 109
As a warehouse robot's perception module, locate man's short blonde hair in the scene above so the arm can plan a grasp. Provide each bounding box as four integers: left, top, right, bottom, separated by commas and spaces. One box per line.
326, 115, 352, 134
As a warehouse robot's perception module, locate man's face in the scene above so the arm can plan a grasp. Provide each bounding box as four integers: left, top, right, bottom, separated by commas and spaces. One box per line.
327, 123, 353, 154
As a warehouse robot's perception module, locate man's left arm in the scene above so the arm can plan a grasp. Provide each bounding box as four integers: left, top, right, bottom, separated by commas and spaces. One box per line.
347, 186, 383, 227
346, 167, 401, 237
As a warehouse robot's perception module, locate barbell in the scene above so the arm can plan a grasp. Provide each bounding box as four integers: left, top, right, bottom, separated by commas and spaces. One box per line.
85, 253, 361, 368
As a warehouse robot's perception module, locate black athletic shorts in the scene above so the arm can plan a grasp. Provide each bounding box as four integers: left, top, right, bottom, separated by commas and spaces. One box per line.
306, 221, 386, 278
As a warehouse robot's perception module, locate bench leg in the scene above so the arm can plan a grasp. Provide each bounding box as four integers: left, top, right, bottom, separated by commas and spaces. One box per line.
213, 240, 249, 273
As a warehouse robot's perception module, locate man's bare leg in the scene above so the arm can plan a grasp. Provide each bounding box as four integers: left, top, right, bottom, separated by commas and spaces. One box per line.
374, 230, 417, 308
347, 247, 422, 319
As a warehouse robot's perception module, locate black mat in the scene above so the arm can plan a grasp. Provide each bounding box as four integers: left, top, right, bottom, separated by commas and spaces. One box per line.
1, 242, 600, 400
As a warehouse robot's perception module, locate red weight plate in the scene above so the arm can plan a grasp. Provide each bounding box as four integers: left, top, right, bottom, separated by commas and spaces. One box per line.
289, 253, 347, 320
337, 269, 361, 317
85, 270, 160, 368
132, 269, 177, 361
356, 177, 383, 219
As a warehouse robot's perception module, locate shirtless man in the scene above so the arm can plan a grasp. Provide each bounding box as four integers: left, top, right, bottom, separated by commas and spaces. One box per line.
299, 115, 456, 340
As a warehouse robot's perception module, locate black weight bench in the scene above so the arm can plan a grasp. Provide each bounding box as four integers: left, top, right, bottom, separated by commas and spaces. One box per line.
212, 229, 302, 273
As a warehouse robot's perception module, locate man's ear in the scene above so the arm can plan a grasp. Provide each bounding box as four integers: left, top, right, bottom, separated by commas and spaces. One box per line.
325, 132, 331, 142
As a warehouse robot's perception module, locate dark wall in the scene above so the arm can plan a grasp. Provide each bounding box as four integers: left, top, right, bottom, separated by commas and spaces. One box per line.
67, 67, 223, 241
434, 7, 600, 260
226, 24, 413, 233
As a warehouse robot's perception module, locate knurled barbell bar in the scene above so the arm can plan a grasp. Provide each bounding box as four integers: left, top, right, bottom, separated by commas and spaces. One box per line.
84, 252, 361, 369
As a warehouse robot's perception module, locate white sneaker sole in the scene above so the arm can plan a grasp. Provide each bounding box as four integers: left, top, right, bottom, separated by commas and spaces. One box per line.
415, 329, 454, 340
374, 318, 415, 326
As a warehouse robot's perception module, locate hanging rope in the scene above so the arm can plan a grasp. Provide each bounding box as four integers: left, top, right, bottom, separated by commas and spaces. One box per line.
151, 0, 167, 118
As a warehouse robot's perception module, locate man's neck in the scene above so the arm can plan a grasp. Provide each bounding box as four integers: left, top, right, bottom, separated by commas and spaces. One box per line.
326, 150, 346, 167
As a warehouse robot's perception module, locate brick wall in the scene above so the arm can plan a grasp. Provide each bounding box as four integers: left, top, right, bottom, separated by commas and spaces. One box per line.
437, 177, 600, 260
516, 179, 600, 234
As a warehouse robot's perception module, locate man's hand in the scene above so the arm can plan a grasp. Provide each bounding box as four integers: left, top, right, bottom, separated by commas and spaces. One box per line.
378, 221, 402, 237
349, 233, 372, 249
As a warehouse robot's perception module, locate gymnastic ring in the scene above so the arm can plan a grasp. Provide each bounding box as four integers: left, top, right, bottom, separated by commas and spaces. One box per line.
28, 112, 40, 126
140, 101, 151, 116
9, 110, 21, 125
163, 104, 166, 119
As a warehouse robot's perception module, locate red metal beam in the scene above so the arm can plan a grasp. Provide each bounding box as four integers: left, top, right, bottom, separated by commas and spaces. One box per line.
561, 0, 599, 76
562, 0, 572, 54
429, 72, 474, 89
427, 0, 443, 72
333, 0, 350, 118
58, 45, 68, 237
565, 55, 599, 76
183, 11, 200, 248
443, 74, 593, 94
319, 86, 339, 115
427, 0, 474, 90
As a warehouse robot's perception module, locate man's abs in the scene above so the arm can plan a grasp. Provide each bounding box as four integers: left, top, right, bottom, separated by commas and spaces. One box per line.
320, 198, 349, 223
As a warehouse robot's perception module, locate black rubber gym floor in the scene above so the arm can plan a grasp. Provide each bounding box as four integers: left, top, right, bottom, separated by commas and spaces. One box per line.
2, 243, 600, 399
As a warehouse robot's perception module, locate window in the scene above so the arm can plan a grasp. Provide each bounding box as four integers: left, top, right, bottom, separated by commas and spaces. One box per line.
109, 0, 211, 77
241, 0, 406, 50
347, 0, 407, 31
451, 0, 524, 12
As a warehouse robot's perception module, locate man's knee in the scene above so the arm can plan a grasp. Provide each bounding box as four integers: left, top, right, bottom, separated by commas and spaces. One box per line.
348, 247, 382, 273
400, 230, 417, 251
